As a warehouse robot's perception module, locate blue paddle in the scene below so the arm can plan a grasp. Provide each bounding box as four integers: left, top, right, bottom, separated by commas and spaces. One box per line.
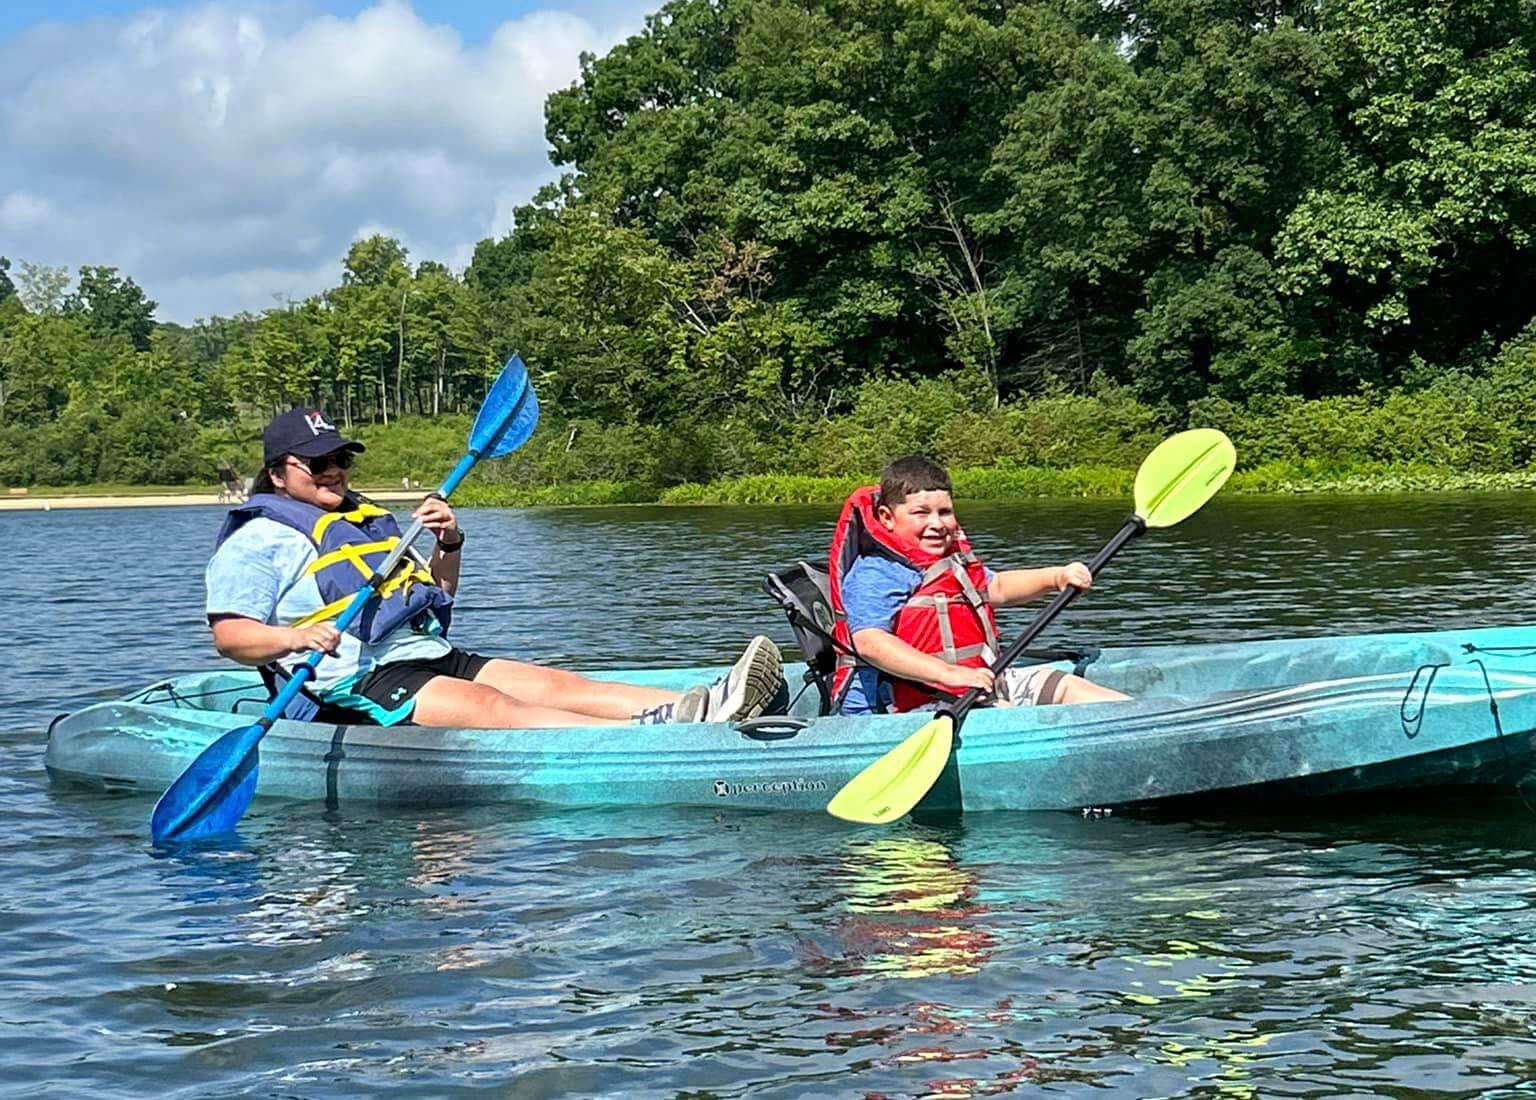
150, 356, 541, 845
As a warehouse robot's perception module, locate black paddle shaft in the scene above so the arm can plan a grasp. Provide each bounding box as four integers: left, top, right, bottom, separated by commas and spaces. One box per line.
947, 514, 1147, 727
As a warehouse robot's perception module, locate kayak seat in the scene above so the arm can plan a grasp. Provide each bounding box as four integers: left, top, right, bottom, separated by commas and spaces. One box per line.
762, 560, 841, 715
258, 663, 379, 725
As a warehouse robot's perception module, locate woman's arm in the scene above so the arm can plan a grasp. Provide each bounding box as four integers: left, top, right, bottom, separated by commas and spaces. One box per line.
210, 615, 341, 666
414, 498, 463, 596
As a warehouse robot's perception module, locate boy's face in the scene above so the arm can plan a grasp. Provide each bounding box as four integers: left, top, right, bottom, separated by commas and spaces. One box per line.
878, 489, 960, 556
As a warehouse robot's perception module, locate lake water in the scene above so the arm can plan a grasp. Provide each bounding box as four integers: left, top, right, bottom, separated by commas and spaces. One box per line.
9, 494, 1536, 1098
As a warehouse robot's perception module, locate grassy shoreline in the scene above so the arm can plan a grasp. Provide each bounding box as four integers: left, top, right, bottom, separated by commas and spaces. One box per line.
15, 462, 1536, 508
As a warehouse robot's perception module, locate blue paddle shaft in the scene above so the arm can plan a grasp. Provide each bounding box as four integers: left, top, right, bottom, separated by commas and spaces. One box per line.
439, 451, 479, 497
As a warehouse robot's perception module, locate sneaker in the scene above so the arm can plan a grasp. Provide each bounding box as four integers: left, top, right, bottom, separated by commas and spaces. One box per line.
701, 636, 784, 722
636, 685, 710, 724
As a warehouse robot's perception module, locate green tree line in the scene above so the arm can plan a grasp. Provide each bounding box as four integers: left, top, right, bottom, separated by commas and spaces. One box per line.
4, 0, 1536, 489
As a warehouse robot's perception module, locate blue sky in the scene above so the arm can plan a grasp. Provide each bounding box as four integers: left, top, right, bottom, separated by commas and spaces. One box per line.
0, 0, 632, 43
0, 0, 653, 320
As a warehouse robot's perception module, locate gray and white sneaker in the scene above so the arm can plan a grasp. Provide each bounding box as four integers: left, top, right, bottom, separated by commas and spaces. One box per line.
701, 635, 784, 722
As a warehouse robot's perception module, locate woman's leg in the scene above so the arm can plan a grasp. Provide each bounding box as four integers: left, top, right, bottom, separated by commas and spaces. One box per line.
472, 658, 679, 720
411, 674, 632, 729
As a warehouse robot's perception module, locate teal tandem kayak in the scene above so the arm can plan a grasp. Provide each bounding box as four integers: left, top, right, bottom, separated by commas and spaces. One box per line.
44, 624, 1536, 815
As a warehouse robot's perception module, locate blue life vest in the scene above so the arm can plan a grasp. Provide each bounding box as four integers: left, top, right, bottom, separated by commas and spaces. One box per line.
216, 492, 453, 645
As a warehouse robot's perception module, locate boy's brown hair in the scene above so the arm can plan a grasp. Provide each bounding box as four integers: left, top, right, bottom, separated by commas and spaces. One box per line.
879, 455, 952, 506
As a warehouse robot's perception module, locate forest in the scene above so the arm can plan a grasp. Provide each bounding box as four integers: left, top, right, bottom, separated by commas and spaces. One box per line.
3, 0, 1534, 496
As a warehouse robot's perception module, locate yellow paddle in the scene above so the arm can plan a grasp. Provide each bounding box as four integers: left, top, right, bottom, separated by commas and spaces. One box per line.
825, 428, 1237, 824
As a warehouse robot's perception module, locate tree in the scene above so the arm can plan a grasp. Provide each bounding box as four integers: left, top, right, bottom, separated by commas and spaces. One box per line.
343, 236, 411, 288
62, 265, 158, 352
1275, 0, 1536, 388
15, 261, 69, 315
540, 0, 1040, 389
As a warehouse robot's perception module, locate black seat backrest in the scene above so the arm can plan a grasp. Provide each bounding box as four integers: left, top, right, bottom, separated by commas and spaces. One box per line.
762, 561, 840, 713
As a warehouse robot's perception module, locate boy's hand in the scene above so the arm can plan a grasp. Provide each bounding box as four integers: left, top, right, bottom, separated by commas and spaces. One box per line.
938, 664, 995, 693
1056, 561, 1094, 592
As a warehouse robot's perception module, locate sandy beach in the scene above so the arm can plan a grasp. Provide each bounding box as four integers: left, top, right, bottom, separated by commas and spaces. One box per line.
0, 489, 426, 511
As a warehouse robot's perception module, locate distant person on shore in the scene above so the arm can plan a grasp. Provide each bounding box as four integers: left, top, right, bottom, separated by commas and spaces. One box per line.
204, 407, 782, 728
828, 455, 1127, 715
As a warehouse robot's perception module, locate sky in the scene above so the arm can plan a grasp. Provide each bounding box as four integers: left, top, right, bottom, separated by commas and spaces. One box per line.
0, 0, 656, 322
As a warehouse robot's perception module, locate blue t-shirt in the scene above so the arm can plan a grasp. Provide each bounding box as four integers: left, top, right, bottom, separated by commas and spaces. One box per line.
205, 517, 451, 697
838, 556, 994, 715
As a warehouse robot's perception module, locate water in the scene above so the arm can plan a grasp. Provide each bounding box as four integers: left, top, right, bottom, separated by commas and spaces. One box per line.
9, 494, 1536, 1098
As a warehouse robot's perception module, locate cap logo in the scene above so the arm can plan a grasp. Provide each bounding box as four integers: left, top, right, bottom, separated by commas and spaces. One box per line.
304, 411, 336, 436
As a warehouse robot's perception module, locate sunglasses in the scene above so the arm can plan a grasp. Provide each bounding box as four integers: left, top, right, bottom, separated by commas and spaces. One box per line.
288, 450, 355, 475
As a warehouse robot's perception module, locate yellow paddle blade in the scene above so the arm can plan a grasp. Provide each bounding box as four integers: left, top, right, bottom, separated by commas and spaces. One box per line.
1133, 428, 1236, 529
826, 716, 955, 824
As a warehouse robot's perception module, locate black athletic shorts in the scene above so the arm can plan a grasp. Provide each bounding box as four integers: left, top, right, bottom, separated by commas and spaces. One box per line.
343, 647, 491, 724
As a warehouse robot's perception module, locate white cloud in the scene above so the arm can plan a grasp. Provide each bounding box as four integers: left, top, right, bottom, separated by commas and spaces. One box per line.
0, 0, 652, 321
0, 191, 56, 231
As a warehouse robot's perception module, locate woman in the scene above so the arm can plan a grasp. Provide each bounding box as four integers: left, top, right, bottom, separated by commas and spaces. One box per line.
205, 407, 782, 728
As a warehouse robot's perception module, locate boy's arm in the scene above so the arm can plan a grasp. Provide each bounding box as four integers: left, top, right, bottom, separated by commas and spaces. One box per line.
987, 562, 1093, 607
851, 627, 995, 694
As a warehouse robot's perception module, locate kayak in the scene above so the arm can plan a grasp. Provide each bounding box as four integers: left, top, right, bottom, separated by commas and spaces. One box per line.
45, 624, 1536, 815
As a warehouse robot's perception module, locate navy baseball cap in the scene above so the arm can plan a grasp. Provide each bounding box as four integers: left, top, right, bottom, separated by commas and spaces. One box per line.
262, 407, 367, 464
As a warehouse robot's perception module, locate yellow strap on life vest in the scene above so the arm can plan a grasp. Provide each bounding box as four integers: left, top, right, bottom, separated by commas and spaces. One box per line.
290, 559, 433, 628
291, 594, 357, 629
311, 502, 393, 543
295, 500, 437, 628
306, 539, 397, 579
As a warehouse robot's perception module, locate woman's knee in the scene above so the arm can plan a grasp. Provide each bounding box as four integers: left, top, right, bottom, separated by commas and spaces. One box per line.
413, 677, 522, 726
478, 658, 586, 701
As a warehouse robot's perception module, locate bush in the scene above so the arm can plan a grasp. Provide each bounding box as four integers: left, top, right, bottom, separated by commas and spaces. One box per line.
1189, 384, 1519, 471
935, 386, 1164, 469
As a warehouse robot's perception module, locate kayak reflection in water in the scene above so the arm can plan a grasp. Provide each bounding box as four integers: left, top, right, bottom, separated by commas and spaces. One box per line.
204, 407, 782, 730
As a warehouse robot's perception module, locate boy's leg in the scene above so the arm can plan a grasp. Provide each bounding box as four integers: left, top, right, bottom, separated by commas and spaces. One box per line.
1003, 666, 1129, 706
1047, 674, 1129, 704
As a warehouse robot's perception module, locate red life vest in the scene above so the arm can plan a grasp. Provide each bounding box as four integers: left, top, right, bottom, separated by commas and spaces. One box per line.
828, 486, 1000, 712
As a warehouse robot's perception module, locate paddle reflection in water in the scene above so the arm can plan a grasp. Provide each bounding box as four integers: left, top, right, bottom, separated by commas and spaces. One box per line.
818, 834, 996, 979
807, 828, 1052, 1099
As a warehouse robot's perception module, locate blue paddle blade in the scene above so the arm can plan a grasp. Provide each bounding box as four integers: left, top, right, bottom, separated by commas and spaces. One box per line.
471, 355, 540, 459
150, 723, 264, 845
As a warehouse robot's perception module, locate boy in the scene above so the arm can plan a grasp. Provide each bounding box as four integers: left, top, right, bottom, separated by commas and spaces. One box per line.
829, 455, 1127, 715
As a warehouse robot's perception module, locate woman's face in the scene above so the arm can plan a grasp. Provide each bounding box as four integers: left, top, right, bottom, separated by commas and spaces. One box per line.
271, 449, 352, 510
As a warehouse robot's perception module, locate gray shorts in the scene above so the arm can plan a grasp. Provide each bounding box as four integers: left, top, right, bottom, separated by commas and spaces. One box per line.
997, 664, 1067, 707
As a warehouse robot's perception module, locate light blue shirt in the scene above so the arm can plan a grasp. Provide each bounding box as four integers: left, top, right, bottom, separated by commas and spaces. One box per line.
205, 517, 451, 697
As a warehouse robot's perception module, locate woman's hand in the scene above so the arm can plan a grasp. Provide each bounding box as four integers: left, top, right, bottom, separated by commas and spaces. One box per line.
414, 496, 461, 546
1056, 561, 1094, 592
286, 624, 342, 656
